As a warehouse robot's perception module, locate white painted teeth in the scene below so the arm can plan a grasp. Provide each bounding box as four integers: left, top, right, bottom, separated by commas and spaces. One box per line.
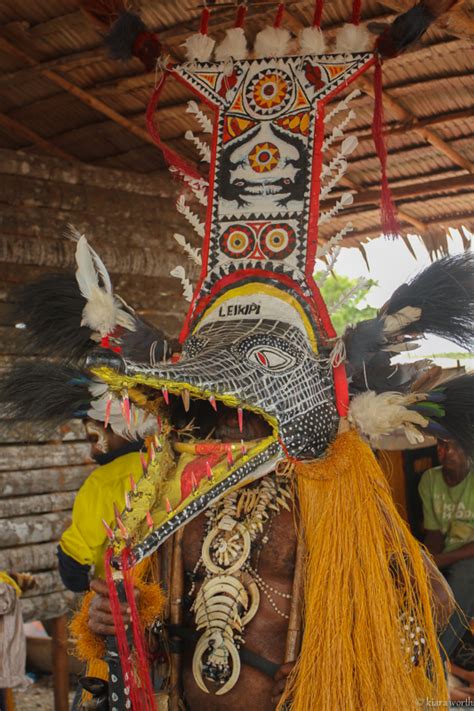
182, 388, 190, 412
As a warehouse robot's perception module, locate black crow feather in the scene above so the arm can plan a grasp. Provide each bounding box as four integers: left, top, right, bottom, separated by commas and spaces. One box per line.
105, 11, 146, 60
382, 252, 474, 349
0, 362, 92, 427
11, 273, 93, 360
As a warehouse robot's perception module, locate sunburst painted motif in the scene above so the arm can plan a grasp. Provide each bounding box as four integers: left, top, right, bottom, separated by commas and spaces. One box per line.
249, 71, 290, 112
248, 142, 280, 173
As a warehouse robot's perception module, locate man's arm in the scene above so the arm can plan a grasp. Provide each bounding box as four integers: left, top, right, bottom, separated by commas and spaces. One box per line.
421, 549, 455, 628
432, 541, 474, 569
424, 526, 474, 567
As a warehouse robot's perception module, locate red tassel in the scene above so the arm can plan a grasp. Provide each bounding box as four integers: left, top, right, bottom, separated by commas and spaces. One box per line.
372, 58, 400, 238
200, 6, 210, 34
104, 548, 142, 710
121, 548, 156, 711
273, 2, 285, 28
234, 3, 247, 28
351, 0, 362, 25
312, 0, 324, 28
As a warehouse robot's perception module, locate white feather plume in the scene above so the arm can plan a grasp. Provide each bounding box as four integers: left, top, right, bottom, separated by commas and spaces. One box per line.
170, 265, 194, 302
215, 27, 248, 61
186, 100, 213, 134
174, 233, 202, 265
182, 32, 215, 62
176, 195, 205, 238
319, 192, 354, 225
334, 23, 371, 53
254, 26, 291, 58
168, 166, 209, 206
318, 224, 353, 259
316, 246, 341, 285
322, 109, 356, 152
348, 391, 428, 445
325, 89, 361, 123
75, 236, 135, 336
81, 290, 120, 336
184, 130, 211, 163
298, 26, 326, 55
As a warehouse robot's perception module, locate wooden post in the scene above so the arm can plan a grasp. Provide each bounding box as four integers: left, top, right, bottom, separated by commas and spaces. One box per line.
169, 529, 185, 711
284, 533, 306, 663
51, 615, 69, 711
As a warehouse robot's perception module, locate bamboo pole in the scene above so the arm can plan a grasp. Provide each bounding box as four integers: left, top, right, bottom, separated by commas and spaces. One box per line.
284, 533, 306, 663
169, 528, 185, 711
52, 615, 70, 711
320, 174, 474, 210
0, 37, 162, 152
0, 113, 76, 162
357, 74, 474, 175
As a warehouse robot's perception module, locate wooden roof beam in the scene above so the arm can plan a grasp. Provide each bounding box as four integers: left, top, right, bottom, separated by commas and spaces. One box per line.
321, 174, 474, 211
342, 212, 473, 245
353, 109, 474, 143
356, 74, 474, 174
338, 169, 426, 234
0, 36, 164, 158
0, 113, 77, 162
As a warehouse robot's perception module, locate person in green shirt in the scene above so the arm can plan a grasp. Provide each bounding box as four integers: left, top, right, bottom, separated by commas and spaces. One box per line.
419, 438, 474, 659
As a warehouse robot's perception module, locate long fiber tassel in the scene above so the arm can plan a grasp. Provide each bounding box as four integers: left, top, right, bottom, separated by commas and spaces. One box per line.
121, 548, 156, 710
104, 548, 143, 710
279, 430, 447, 711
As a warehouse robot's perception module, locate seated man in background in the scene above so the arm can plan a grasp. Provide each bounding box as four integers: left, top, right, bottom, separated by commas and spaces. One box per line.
57, 419, 144, 593
419, 438, 474, 661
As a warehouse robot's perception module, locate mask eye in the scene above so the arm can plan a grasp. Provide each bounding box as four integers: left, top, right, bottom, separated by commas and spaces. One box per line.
247, 346, 296, 372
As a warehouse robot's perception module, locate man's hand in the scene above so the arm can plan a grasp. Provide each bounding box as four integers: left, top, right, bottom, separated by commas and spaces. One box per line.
88, 578, 138, 636
271, 661, 295, 706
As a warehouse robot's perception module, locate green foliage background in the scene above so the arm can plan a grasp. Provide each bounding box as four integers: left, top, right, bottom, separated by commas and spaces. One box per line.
316, 272, 378, 335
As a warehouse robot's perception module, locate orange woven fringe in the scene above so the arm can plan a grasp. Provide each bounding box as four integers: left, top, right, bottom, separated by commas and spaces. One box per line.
69, 559, 165, 666
279, 430, 447, 711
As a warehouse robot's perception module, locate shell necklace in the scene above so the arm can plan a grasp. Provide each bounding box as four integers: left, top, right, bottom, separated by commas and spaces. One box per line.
190, 473, 291, 695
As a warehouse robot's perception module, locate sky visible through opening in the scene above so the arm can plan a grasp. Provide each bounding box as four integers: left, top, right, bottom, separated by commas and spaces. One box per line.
316, 229, 473, 370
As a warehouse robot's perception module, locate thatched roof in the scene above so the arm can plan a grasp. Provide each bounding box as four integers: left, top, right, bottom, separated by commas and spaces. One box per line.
0, 0, 473, 257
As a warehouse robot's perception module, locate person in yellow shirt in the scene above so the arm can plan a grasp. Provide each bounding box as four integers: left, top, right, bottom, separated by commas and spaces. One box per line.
57, 420, 144, 592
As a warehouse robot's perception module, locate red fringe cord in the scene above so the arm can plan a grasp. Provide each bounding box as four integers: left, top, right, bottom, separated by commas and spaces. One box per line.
200, 6, 210, 34
351, 0, 362, 25
104, 548, 143, 710
312, 0, 324, 28
371, 57, 400, 237
273, 2, 285, 28
235, 3, 247, 28
121, 548, 156, 711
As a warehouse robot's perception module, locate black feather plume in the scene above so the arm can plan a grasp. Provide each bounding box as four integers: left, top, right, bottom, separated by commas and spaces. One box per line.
383, 252, 474, 349
11, 273, 93, 360
376, 5, 434, 58
409, 374, 474, 457
0, 362, 92, 427
105, 11, 146, 60
344, 318, 385, 369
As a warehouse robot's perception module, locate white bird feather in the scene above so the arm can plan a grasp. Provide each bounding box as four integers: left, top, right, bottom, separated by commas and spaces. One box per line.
348, 391, 428, 445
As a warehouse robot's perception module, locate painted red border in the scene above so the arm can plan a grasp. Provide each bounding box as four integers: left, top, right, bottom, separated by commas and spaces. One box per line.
147, 56, 376, 416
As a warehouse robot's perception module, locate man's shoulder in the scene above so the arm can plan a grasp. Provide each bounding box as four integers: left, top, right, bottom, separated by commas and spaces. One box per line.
86, 450, 142, 487
420, 465, 442, 487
